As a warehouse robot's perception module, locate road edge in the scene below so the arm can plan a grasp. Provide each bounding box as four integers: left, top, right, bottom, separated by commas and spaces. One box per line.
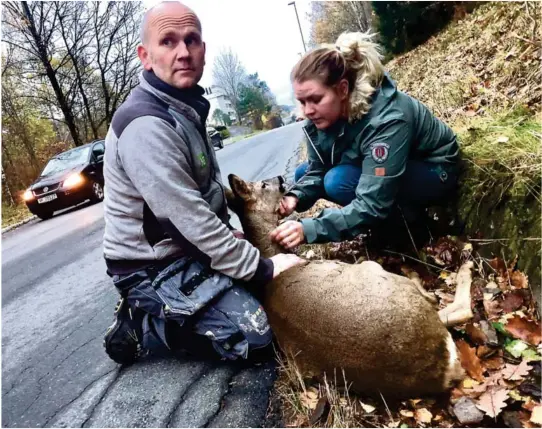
2, 215, 37, 234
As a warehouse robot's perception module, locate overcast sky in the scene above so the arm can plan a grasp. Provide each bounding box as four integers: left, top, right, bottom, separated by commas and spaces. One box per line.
141, 0, 312, 105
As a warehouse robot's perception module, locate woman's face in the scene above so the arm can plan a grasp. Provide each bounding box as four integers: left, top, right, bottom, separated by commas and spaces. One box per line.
294, 79, 348, 130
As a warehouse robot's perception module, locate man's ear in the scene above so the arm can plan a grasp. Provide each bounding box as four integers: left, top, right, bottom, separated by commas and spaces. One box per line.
137, 44, 152, 71
228, 174, 252, 201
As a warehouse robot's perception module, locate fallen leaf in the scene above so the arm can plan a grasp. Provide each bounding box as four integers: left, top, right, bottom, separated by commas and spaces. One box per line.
465, 109, 477, 117
505, 316, 542, 346
505, 339, 529, 358
414, 408, 433, 424
509, 389, 531, 402
299, 390, 319, 410
519, 382, 542, 399
483, 354, 505, 371
359, 401, 376, 414
488, 257, 507, 277
484, 298, 503, 319
409, 398, 422, 407
400, 410, 414, 418
476, 386, 509, 418
509, 271, 529, 289
466, 323, 488, 345
524, 400, 538, 412
462, 377, 480, 389
457, 339, 485, 381
497, 136, 509, 143
519, 409, 539, 428
502, 361, 533, 381
502, 290, 526, 313
309, 397, 330, 425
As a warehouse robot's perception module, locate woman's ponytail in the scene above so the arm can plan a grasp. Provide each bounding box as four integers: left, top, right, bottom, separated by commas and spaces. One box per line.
291, 31, 384, 121
335, 32, 384, 120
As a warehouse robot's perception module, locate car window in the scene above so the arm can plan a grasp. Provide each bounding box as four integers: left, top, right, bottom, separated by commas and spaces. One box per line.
41, 147, 91, 176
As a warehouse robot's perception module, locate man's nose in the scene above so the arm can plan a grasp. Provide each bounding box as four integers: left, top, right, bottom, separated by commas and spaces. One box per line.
176, 42, 191, 60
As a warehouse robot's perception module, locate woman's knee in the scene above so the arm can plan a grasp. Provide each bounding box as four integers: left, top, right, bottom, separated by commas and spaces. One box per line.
294, 162, 309, 183
323, 165, 362, 206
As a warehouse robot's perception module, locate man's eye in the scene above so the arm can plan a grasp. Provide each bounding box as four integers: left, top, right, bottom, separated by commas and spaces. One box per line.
312, 97, 322, 104
162, 38, 173, 46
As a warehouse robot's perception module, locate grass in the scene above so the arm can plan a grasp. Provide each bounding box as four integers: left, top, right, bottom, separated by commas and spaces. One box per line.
2, 202, 33, 229
456, 107, 542, 204
224, 129, 266, 146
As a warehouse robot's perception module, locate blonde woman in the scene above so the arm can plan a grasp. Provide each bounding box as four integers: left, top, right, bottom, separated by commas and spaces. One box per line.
270, 32, 459, 248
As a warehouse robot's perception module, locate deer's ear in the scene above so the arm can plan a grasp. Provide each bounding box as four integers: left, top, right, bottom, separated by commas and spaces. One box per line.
228, 174, 252, 201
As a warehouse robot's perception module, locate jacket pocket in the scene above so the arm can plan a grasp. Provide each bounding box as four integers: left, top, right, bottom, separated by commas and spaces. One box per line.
152, 257, 233, 320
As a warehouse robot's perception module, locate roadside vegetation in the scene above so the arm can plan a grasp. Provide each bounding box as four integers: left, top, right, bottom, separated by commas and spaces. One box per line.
270, 2, 541, 427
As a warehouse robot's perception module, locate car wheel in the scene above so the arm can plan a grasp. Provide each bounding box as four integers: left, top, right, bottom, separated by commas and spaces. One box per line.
36, 211, 54, 220
90, 181, 105, 203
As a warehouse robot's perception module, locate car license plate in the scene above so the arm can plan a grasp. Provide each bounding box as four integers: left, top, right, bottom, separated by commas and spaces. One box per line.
38, 194, 57, 204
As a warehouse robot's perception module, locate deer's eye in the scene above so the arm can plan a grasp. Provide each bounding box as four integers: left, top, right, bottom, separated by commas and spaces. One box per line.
261, 182, 267, 189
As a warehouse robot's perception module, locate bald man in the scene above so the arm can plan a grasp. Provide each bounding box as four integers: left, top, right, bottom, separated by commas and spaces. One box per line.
102, 1, 303, 365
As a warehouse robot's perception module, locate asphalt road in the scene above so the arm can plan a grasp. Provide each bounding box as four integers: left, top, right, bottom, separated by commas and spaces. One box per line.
1, 122, 305, 428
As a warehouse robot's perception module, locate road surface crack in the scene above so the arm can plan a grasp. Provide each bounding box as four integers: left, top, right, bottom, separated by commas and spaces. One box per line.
164, 364, 210, 428
81, 366, 124, 428
21, 333, 103, 416
203, 364, 241, 428
4, 310, 103, 397
42, 367, 118, 427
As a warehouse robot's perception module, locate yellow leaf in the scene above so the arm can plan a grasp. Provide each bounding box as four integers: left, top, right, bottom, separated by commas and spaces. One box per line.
415, 408, 433, 423
439, 271, 449, 280
509, 389, 531, 402
359, 401, 376, 413
409, 399, 422, 406
462, 377, 480, 389
463, 243, 473, 252
400, 410, 414, 418
299, 391, 319, 410
531, 405, 542, 425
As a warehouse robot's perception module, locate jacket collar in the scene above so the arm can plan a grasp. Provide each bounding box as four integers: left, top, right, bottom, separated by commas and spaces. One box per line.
139, 70, 210, 126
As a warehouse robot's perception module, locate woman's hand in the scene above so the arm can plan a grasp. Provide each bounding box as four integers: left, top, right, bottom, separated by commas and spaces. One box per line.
269, 220, 305, 250
278, 195, 298, 218
269, 253, 307, 278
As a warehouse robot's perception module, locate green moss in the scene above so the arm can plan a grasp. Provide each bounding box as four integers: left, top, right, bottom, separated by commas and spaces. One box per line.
455, 108, 541, 282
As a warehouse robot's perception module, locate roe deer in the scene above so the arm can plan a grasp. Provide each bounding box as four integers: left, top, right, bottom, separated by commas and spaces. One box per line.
226, 174, 474, 397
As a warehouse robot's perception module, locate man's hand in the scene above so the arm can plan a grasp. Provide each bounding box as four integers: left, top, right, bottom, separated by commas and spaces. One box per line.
270, 253, 307, 279
269, 220, 305, 250
278, 195, 298, 218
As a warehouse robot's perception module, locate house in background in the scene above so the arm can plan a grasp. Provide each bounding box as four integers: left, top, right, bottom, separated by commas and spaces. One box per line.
203, 86, 237, 125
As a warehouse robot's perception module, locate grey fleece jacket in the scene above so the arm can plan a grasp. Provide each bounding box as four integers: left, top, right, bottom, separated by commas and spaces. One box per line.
103, 71, 272, 282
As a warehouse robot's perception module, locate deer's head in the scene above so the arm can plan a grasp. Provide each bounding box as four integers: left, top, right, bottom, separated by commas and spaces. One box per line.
226, 174, 287, 257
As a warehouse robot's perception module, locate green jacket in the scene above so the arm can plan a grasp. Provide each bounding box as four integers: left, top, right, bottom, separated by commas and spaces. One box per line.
288, 73, 459, 244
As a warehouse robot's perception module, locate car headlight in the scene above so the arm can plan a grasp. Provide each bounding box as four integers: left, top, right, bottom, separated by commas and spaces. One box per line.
23, 189, 34, 201
63, 173, 84, 189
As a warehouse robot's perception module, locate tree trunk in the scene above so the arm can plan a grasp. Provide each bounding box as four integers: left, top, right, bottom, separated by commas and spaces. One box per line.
21, 1, 82, 146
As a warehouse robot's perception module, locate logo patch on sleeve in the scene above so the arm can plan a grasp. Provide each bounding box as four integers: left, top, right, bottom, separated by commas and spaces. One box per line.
370, 143, 390, 164
375, 167, 386, 176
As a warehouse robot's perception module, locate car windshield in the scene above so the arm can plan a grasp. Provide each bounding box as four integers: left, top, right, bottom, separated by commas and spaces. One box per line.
40, 147, 90, 176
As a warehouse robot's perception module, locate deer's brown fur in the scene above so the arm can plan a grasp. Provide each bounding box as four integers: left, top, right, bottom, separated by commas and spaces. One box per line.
227, 175, 465, 397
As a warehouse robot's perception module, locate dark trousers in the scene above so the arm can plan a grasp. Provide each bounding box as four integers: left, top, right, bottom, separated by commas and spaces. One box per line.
294, 160, 458, 222
113, 257, 272, 360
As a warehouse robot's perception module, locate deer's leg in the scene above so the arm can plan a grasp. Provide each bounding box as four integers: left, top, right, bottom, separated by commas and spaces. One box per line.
439, 261, 474, 327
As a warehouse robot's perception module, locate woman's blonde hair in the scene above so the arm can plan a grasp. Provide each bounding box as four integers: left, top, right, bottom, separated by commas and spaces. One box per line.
291, 32, 384, 122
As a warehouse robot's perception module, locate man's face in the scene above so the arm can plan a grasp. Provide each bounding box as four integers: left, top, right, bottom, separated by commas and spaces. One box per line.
138, 6, 205, 89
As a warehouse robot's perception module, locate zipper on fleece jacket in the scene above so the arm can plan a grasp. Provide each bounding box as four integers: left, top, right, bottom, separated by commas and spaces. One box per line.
302, 126, 324, 164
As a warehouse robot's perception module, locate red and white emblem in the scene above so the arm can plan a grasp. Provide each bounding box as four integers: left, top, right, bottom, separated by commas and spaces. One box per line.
370, 143, 390, 164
